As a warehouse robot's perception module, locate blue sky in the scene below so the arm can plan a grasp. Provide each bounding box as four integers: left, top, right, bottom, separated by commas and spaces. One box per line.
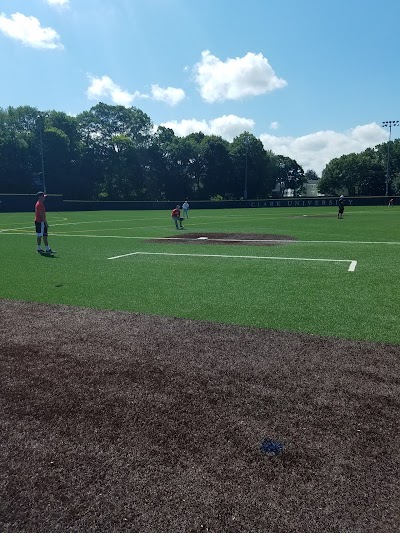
1, 0, 399, 174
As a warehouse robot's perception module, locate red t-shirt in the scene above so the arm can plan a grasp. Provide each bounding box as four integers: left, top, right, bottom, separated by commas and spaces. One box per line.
35, 201, 46, 223
171, 208, 180, 218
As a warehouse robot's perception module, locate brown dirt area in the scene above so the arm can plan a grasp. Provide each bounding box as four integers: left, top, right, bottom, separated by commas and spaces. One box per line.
1, 299, 400, 532
147, 233, 297, 246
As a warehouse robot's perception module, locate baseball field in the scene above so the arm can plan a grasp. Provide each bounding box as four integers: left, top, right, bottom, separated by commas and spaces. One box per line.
1, 205, 400, 531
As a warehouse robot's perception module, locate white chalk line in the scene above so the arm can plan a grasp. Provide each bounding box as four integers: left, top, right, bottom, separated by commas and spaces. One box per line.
1, 230, 399, 247
0, 207, 396, 233
0, 212, 284, 233
0, 216, 69, 233
0, 215, 283, 234
0, 218, 140, 233
1, 207, 398, 233
107, 251, 358, 272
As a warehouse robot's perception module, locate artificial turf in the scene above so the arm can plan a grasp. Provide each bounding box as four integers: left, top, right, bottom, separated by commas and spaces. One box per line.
1, 205, 399, 343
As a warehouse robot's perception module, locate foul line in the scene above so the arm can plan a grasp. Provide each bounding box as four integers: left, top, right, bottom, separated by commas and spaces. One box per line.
0, 213, 283, 233
0, 230, 399, 247
107, 251, 358, 272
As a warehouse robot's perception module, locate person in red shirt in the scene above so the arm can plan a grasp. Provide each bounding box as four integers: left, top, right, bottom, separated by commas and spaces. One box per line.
35, 192, 55, 254
171, 205, 184, 229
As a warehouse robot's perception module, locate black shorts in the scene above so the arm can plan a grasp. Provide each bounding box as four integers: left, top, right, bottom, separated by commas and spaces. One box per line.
35, 221, 47, 237
338, 206, 344, 213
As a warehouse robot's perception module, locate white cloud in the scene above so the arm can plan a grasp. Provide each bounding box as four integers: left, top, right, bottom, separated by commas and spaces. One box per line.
87, 76, 185, 107
161, 118, 211, 137
151, 84, 185, 106
45, 0, 70, 8
160, 115, 255, 141
209, 115, 255, 140
270, 121, 279, 130
194, 50, 287, 103
260, 123, 388, 175
86, 75, 147, 106
0, 12, 63, 49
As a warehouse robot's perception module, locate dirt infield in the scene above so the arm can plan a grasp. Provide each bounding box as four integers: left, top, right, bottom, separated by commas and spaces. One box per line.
146, 233, 297, 246
1, 299, 400, 532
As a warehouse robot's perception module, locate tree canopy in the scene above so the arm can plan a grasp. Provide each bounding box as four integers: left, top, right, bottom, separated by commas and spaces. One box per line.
318, 140, 400, 196
2, 103, 397, 200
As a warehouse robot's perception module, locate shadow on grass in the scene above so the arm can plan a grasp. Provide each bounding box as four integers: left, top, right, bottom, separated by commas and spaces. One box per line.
38, 253, 59, 259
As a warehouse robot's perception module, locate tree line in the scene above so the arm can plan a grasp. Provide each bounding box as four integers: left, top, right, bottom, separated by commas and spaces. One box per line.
1, 103, 398, 200
319, 141, 400, 196
0, 104, 308, 200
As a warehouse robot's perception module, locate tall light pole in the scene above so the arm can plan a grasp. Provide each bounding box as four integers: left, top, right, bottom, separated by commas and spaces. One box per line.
242, 133, 251, 201
382, 120, 399, 196
37, 114, 47, 193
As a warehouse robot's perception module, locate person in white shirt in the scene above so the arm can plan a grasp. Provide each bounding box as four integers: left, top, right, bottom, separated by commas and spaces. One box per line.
182, 200, 190, 219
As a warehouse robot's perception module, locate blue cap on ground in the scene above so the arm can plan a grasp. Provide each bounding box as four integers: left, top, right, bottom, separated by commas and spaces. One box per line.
260, 439, 284, 455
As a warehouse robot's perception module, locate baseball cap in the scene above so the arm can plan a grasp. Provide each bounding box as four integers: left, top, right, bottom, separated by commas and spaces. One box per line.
37, 191, 47, 197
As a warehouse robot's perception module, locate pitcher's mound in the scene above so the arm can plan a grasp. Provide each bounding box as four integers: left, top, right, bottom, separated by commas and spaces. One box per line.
147, 233, 297, 246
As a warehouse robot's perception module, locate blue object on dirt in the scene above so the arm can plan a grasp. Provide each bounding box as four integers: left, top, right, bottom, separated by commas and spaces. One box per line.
260, 439, 284, 455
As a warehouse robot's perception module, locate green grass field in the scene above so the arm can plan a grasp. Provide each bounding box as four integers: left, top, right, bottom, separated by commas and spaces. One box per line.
1, 205, 400, 344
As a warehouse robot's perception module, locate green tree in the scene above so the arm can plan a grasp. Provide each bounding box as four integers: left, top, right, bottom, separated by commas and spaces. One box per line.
320, 151, 386, 196
319, 154, 358, 195
77, 103, 152, 152
76, 103, 153, 199
390, 170, 400, 195
378, 139, 400, 195
355, 150, 385, 196
271, 155, 306, 197
104, 135, 144, 200
146, 126, 179, 200
229, 133, 274, 199
0, 131, 32, 193
199, 135, 233, 199
5, 105, 40, 134
305, 169, 319, 181
146, 127, 193, 201
42, 127, 72, 194
0, 106, 40, 193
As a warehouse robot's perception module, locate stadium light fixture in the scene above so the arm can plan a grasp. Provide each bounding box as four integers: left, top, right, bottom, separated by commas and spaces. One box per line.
382, 120, 399, 196
36, 113, 48, 194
